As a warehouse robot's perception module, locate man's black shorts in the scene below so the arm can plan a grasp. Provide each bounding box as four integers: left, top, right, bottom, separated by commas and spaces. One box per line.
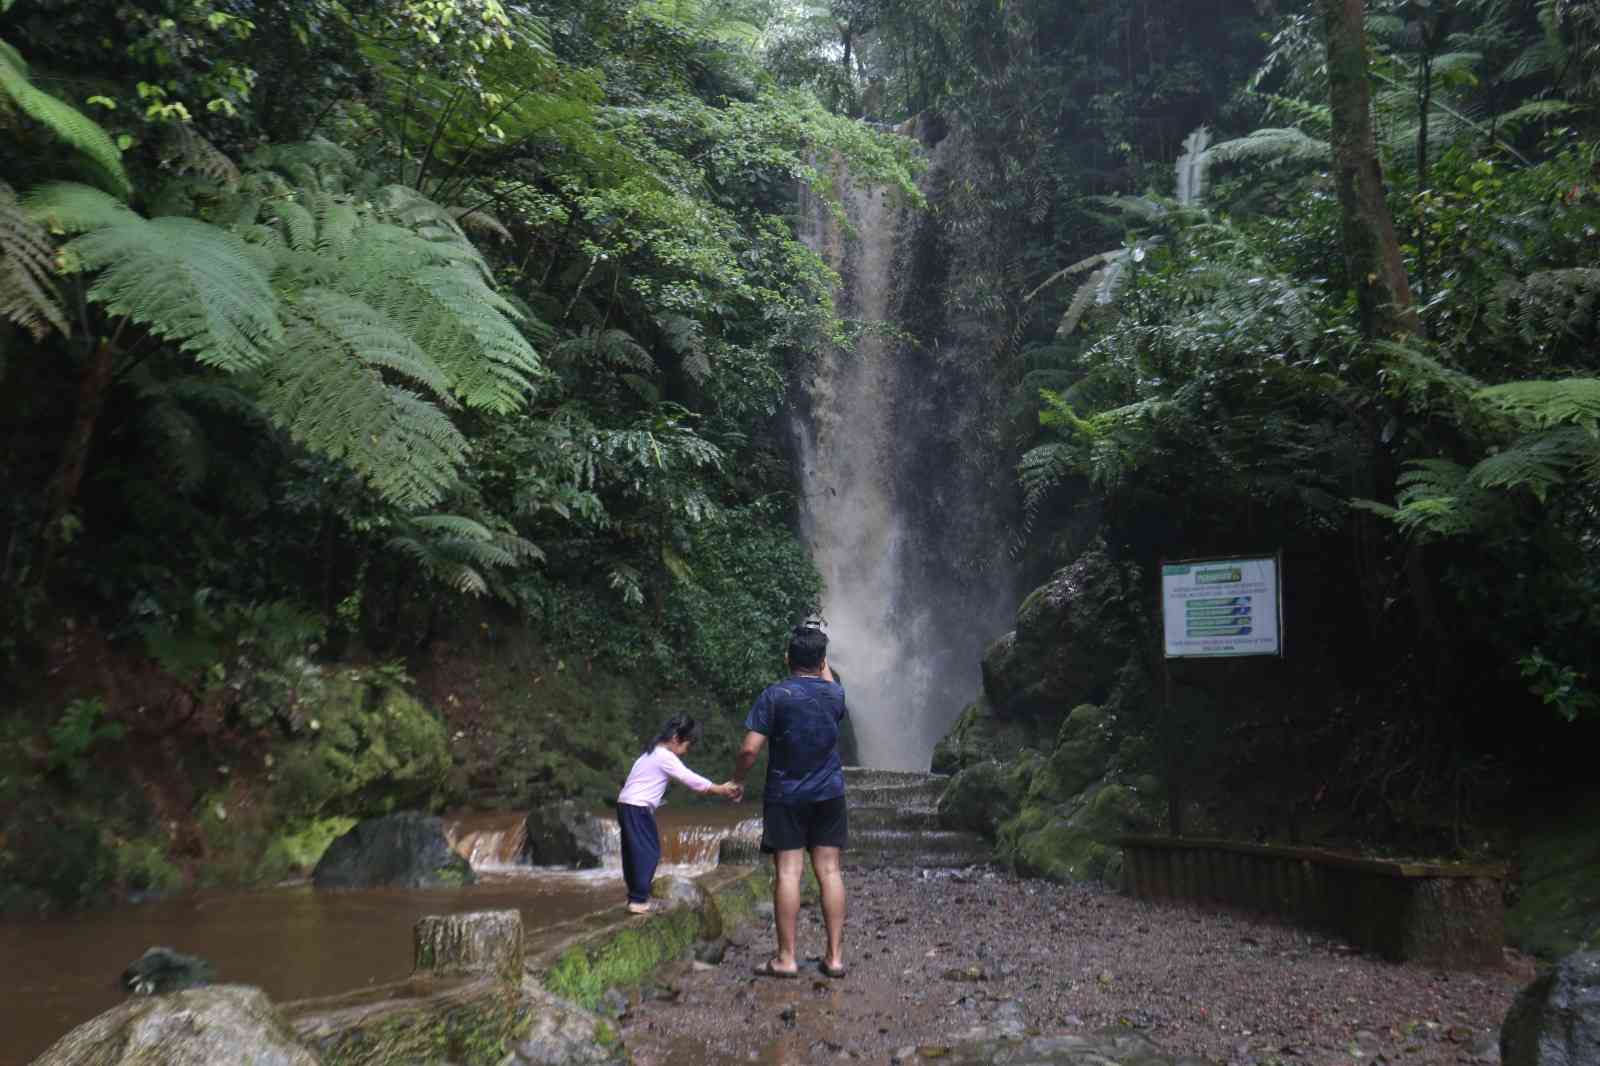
760, 796, 849, 853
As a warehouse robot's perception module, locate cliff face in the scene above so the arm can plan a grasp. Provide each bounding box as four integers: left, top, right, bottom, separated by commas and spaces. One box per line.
792, 115, 1021, 770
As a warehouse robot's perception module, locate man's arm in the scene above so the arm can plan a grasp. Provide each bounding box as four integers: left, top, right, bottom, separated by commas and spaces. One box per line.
731, 730, 766, 800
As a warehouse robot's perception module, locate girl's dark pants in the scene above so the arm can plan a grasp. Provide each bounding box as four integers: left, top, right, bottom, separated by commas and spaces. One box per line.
616, 802, 659, 904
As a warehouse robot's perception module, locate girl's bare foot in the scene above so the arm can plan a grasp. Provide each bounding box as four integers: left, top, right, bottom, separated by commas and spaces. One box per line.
627, 902, 653, 915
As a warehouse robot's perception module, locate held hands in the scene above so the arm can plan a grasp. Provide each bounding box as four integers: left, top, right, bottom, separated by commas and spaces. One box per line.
717, 780, 744, 802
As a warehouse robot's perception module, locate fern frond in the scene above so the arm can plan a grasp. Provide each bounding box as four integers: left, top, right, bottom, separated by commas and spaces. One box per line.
0, 180, 67, 338
62, 215, 282, 370
1250, 92, 1334, 132
1491, 268, 1600, 343
452, 207, 512, 242
1475, 378, 1600, 429
552, 327, 656, 372
23, 181, 141, 235
0, 40, 131, 198
1024, 249, 1124, 303
290, 288, 455, 397
1206, 127, 1331, 165
1491, 99, 1575, 129
260, 317, 467, 509
1468, 427, 1595, 500
160, 123, 241, 190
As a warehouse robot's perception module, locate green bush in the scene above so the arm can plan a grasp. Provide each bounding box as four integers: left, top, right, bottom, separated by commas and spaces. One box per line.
270, 670, 451, 819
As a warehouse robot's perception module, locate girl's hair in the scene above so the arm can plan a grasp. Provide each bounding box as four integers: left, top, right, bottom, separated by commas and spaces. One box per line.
643, 714, 702, 754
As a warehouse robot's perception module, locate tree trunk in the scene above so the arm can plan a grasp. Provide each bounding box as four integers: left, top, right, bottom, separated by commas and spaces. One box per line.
36, 339, 118, 579
1323, 0, 1421, 341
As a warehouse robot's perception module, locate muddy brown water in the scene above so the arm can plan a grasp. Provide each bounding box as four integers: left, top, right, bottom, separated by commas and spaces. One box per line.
3, 804, 758, 1066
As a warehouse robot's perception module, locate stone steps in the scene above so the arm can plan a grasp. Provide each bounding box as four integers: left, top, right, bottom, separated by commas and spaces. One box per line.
849, 804, 941, 831
847, 780, 949, 808
716, 769, 990, 871
844, 828, 991, 870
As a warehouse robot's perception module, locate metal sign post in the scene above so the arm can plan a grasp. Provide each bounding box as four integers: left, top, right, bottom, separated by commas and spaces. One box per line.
1158, 553, 1285, 835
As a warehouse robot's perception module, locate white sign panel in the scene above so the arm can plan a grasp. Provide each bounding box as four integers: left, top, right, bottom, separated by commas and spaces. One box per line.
1162, 557, 1282, 658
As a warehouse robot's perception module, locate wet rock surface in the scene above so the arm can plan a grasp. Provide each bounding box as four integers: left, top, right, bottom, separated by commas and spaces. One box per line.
1500, 951, 1600, 1066
312, 811, 474, 889
34, 985, 321, 1066
618, 867, 1526, 1066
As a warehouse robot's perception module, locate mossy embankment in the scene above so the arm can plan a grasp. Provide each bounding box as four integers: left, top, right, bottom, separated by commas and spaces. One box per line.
932, 541, 1600, 959
0, 615, 760, 913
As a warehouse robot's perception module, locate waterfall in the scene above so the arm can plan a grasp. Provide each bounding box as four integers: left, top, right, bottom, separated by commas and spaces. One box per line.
794, 123, 1020, 771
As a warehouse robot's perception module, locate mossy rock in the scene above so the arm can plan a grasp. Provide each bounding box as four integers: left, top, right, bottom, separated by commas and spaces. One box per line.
977, 543, 1143, 724
1507, 791, 1600, 958
938, 760, 1027, 839
931, 694, 1033, 774
1027, 704, 1115, 804
998, 782, 1154, 885
312, 811, 475, 889
271, 670, 451, 820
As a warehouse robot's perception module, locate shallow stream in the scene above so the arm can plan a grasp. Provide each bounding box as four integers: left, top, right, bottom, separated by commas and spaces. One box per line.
3, 805, 757, 1065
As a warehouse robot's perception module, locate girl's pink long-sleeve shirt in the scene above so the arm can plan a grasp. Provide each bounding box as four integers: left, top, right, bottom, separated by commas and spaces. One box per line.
616, 745, 715, 809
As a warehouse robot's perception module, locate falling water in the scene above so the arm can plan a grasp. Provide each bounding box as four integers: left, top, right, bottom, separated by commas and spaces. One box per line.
794, 125, 1020, 770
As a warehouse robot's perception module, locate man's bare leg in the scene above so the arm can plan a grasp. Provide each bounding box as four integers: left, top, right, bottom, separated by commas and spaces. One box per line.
810, 845, 846, 971
769, 849, 805, 973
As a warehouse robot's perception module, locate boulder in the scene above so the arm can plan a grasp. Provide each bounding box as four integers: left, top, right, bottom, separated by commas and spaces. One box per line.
937, 758, 1036, 839
999, 781, 1156, 884
121, 946, 215, 996
1501, 951, 1600, 1066
500, 981, 627, 1065
978, 543, 1141, 723
1027, 705, 1116, 804
523, 801, 608, 868
931, 694, 1034, 775
34, 984, 321, 1066
312, 811, 474, 889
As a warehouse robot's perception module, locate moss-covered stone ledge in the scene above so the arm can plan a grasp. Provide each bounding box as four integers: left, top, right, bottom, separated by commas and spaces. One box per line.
529, 864, 770, 1010
285, 976, 527, 1066
1118, 835, 1508, 969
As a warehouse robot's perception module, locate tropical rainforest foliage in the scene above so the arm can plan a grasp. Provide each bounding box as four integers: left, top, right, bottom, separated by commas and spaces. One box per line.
4, 0, 1600, 907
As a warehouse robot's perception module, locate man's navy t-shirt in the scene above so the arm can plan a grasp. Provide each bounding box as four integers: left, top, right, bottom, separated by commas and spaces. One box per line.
744, 674, 848, 805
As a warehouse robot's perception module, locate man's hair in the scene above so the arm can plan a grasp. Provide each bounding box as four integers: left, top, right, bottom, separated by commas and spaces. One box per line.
788, 620, 828, 669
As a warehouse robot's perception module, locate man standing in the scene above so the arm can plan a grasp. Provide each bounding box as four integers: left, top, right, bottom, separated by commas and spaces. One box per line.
732, 620, 849, 979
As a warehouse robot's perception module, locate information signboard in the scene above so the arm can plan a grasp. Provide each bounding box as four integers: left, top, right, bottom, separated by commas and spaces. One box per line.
1161, 555, 1282, 658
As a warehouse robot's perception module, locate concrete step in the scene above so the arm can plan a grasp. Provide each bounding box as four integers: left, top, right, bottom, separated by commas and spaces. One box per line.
848, 804, 940, 831
845, 829, 990, 870
849, 780, 948, 808
843, 767, 948, 790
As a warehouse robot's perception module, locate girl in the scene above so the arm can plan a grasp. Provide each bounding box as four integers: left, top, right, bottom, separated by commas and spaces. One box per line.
616, 714, 738, 914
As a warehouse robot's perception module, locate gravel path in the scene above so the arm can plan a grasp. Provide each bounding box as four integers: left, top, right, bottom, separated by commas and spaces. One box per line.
619, 867, 1529, 1066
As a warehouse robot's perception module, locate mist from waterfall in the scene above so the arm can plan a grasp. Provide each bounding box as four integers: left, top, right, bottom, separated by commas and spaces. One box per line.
793, 134, 1019, 771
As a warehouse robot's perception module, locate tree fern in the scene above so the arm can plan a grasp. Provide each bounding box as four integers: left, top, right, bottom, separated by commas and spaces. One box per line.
1205, 127, 1331, 166
0, 180, 67, 339
23, 181, 142, 234
0, 39, 130, 198
388, 512, 544, 598
28, 145, 543, 511
1476, 378, 1600, 429
1491, 269, 1600, 344
56, 211, 283, 371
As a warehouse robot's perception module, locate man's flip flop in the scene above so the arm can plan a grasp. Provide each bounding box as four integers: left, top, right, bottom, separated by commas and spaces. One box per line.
752, 959, 799, 979
818, 961, 847, 979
